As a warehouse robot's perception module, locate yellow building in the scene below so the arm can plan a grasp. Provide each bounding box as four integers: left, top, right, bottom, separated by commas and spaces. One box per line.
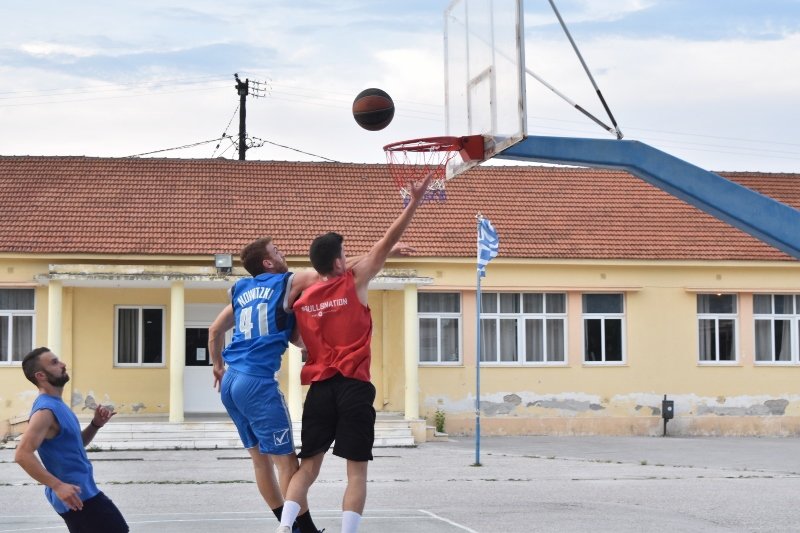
1, 157, 799, 440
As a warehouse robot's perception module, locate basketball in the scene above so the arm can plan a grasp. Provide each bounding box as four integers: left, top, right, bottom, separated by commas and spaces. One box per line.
352, 88, 395, 131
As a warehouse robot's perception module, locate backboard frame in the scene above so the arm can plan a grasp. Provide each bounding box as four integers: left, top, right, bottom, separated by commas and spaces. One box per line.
444, 0, 528, 178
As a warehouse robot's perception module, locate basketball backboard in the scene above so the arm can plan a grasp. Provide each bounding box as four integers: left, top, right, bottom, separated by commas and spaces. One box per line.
444, 0, 527, 178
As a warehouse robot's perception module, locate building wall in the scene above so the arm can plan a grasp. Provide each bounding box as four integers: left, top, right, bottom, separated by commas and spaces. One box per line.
69, 287, 171, 415
3, 257, 800, 438
0, 260, 50, 437
413, 260, 800, 436
374, 290, 407, 412
1, 276, 233, 435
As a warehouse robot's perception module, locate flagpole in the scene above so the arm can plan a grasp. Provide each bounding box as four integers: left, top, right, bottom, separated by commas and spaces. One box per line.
474, 214, 498, 467
475, 216, 482, 467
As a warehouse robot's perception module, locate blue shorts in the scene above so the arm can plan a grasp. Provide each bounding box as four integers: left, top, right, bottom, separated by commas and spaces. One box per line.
220, 368, 295, 455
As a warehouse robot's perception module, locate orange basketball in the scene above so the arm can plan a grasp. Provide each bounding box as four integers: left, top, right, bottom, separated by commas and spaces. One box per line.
352, 88, 395, 131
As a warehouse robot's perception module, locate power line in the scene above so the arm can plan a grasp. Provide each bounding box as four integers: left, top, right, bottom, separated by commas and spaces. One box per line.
526, 114, 800, 161
211, 105, 240, 158
248, 137, 339, 162
126, 138, 224, 158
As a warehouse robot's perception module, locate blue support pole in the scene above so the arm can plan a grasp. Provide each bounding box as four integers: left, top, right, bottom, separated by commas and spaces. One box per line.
497, 136, 800, 260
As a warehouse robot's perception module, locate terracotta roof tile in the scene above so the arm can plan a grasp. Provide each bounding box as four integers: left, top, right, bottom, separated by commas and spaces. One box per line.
0, 156, 797, 261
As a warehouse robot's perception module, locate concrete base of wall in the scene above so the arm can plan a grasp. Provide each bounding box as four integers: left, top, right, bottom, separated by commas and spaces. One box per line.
407, 418, 427, 443
1, 415, 28, 443
8, 413, 800, 442
445, 415, 800, 437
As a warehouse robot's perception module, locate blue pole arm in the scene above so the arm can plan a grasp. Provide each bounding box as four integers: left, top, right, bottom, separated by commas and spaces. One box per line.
496, 136, 800, 260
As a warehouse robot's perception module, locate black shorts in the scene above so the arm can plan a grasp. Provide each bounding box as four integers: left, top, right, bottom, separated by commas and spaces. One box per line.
59, 492, 128, 533
299, 373, 376, 461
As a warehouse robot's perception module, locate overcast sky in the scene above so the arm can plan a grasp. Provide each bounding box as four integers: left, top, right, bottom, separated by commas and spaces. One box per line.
1, 0, 799, 173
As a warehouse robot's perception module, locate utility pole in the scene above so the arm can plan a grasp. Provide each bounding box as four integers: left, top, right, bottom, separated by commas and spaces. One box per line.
233, 73, 268, 161
234, 73, 249, 160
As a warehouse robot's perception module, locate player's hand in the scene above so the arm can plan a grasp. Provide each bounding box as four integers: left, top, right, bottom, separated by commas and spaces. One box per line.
213, 364, 226, 392
409, 172, 434, 205
54, 481, 83, 511
389, 241, 416, 257
91, 405, 116, 428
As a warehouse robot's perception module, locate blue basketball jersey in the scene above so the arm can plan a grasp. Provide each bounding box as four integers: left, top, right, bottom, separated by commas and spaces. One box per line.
223, 272, 295, 377
31, 394, 100, 513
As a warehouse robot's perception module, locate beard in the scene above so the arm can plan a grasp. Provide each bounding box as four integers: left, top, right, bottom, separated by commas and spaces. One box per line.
44, 369, 70, 387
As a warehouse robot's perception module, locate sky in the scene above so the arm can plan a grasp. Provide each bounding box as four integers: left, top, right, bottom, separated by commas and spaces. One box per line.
1, 0, 799, 173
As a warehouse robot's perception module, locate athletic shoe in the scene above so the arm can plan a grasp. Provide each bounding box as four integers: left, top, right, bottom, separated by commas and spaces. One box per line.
292, 525, 301, 533
275, 527, 291, 533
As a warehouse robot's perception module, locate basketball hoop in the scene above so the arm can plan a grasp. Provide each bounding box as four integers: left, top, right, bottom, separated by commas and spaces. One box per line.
384, 135, 484, 205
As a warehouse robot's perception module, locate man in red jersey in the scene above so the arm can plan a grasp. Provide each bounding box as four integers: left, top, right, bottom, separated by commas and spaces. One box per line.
276, 173, 432, 533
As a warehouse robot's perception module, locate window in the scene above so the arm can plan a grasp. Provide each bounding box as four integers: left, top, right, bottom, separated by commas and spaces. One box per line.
419, 293, 461, 364
697, 294, 737, 362
480, 293, 566, 364
115, 306, 165, 366
583, 293, 624, 363
754, 294, 799, 363
0, 289, 35, 363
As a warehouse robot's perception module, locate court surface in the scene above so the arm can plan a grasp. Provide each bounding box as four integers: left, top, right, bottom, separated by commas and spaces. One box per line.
3, 435, 800, 532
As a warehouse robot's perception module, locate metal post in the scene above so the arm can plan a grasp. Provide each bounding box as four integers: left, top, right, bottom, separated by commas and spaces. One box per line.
474, 218, 482, 466
235, 74, 249, 160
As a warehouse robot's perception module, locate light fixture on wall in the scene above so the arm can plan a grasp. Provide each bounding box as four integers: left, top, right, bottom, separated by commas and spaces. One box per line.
214, 253, 233, 274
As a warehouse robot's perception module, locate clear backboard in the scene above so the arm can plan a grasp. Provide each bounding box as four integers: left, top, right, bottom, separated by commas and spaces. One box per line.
444, 0, 527, 178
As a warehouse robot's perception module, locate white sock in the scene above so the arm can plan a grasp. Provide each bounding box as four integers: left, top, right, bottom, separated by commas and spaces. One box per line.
280, 500, 301, 527
342, 510, 362, 533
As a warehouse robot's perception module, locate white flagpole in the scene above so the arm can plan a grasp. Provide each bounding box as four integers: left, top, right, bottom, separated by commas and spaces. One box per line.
475, 215, 482, 466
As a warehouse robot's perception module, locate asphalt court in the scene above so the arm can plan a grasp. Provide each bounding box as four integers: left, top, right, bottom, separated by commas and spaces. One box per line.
3, 435, 800, 532
0, 510, 476, 533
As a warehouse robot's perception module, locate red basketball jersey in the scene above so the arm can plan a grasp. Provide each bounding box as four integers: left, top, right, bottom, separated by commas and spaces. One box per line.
293, 270, 373, 384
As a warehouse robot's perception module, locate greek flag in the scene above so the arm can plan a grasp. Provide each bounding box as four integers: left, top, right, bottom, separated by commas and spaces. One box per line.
477, 217, 499, 277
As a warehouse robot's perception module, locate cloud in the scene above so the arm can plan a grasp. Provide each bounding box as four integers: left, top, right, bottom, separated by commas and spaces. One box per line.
0, 0, 798, 173
535, 0, 800, 41
0, 43, 277, 82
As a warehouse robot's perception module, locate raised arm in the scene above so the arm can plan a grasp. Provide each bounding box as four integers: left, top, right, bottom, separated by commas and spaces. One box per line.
81, 404, 116, 446
285, 243, 414, 308
208, 304, 234, 391
352, 173, 432, 293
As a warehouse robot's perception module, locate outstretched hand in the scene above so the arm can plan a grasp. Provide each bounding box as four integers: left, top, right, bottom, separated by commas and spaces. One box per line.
389, 241, 416, 257
91, 405, 116, 428
408, 172, 434, 205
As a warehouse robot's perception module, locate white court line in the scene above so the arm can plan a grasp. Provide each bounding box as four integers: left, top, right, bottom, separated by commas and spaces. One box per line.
127, 518, 271, 525
1, 509, 471, 532
419, 509, 480, 532
0, 527, 63, 532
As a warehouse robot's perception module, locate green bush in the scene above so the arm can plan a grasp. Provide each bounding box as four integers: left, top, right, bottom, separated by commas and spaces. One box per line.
434, 408, 446, 433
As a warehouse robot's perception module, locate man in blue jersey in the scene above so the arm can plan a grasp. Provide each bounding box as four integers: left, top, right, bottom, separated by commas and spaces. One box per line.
15, 347, 128, 533
208, 236, 321, 533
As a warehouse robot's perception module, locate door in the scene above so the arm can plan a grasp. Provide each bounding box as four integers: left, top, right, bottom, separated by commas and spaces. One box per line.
183, 306, 228, 414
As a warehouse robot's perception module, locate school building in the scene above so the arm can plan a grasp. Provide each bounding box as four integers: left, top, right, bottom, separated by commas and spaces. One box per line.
1, 156, 799, 441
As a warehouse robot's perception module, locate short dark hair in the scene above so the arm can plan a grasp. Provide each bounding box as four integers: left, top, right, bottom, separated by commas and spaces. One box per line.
240, 237, 273, 276
22, 347, 51, 385
309, 232, 344, 275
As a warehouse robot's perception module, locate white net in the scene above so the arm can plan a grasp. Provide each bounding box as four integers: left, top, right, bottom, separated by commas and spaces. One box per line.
384, 137, 462, 204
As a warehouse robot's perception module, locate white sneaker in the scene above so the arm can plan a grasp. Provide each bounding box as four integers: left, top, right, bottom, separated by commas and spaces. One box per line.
275, 527, 291, 533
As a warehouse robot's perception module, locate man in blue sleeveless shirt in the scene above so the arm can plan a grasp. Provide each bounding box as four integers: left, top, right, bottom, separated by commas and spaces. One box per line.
209, 237, 321, 533
15, 347, 128, 533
